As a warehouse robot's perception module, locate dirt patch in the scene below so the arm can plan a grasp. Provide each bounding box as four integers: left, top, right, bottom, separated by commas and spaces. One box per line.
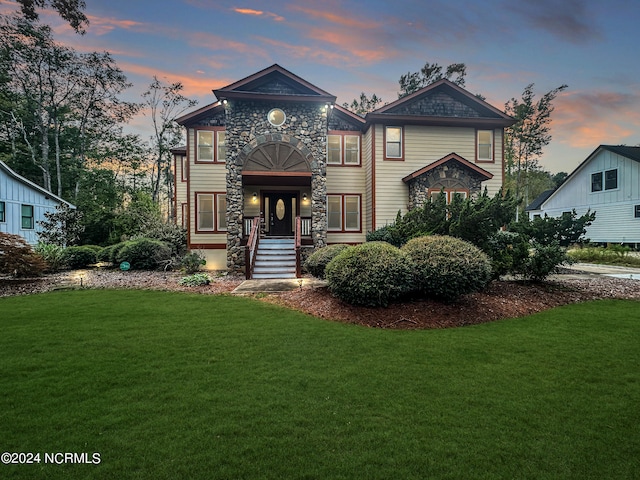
2, 269, 639, 329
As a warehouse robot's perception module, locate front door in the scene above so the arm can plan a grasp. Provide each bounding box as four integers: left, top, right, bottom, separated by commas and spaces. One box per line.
267, 193, 295, 236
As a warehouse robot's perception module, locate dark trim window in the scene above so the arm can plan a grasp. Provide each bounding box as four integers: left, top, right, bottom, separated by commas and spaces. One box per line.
327, 131, 361, 166
180, 155, 188, 182
196, 128, 226, 163
21, 204, 34, 229
476, 130, 494, 162
0, 201, 5, 222
384, 126, 403, 160
428, 189, 469, 204
592, 169, 618, 192
195, 192, 227, 232
181, 203, 188, 229
327, 194, 361, 232
635, 205, 640, 218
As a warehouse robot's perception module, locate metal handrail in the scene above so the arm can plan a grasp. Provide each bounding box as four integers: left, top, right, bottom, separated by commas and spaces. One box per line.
244, 216, 260, 279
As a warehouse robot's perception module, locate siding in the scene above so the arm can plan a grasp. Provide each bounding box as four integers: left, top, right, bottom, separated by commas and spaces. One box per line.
175, 154, 188, 228
539, 149, 640, 243
0, 168, 71, 244
362, 126, 373, 234
373, 125, 504, 229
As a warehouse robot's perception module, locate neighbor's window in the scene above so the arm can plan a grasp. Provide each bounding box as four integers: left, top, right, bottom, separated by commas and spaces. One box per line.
385, 126, 403, 159
21, 204, 34, 229
0, 201, 5, 222
327, 194, 361, 232
591, 172, 603, 192
196, 129, 225, 162
605, 169, 618, 190
635, 205, 640, 218
477, 130, 493, 161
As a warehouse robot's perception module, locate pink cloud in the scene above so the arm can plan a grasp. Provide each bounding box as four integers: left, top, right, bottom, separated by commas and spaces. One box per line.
232, 7, 284, 22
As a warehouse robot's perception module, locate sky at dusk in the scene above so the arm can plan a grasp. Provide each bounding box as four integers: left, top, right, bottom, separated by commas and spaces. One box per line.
2, 0, 639, 174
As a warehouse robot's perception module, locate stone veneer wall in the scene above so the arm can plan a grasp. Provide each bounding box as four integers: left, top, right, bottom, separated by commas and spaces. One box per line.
407, 161, 485, 210
223, 100, 328, 273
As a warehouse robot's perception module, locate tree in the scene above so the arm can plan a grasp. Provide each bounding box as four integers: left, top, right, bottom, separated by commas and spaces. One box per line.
37, 203, 83, 246
342, 92, 383, 116
141, 76, 197, 213
504, 83, 568, 218
15, 0, 88, 33
398, 62, 466, 98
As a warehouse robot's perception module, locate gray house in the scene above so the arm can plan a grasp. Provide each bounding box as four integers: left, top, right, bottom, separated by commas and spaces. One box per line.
0, 161, 75, 245
526, 145, 640, 246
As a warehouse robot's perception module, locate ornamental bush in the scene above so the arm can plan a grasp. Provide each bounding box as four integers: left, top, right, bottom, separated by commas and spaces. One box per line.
115, 238, 172, 270
180, 251, 207, 274
0, 232, 47, 277
402, 235, 492, 302
485, 231, 530, 279
304, 244, 353, 279
97, 241, 130, 264
325, 242, 413, 307
35, 243, 66, 272
61, 246, 98, 269
517, 241, 571, 282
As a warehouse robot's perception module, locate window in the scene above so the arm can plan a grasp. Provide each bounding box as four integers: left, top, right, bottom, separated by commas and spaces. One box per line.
429, 189, 468, 204
196, 128, 225, 163
635, 205, 640, 218
592, 169, 618, 192
385, 126, 403, 160
591, 172, 602, 192
21, 204, 34, 229
0, 201, 4, 222
181, 203, 188, 229
180, 155, 187, 182
196, 193, 227, 232
477, 130, 493, 161
605, 169, 618, 190
327, 194, 361, 232
327, 132, 361, 166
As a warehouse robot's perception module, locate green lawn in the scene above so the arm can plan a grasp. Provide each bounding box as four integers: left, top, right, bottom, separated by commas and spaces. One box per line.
1, 290, 639, 480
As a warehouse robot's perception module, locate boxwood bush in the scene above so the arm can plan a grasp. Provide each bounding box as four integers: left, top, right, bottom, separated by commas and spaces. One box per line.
402, 235, 492, 302
61, 246, 98, 269
325, 242, 413, 307
304, 244, 353, 279
115, 238, 172, 270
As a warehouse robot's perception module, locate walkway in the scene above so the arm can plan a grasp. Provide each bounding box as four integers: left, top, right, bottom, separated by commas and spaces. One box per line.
232, 277, 326, 294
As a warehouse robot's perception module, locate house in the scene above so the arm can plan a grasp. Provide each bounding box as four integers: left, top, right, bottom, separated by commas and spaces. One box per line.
0, 160, 75, 245
173, 64, 516, 277
526, 145, 640, 246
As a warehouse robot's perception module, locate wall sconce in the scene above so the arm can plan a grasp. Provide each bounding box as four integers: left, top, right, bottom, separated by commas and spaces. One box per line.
252, 192, 258, 203
302, 193, 308, 204
222, 99, 228, 105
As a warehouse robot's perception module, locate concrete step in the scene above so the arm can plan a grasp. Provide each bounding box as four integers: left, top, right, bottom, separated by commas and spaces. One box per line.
251, 272, 297, 279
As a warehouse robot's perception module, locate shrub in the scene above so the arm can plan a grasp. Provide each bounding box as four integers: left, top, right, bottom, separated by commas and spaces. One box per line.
484, 231, 530, 279
180, 251, 207, 274
97, 242, 129, 264
178, 273, 211, 286
35, 242, 66, 272
61, 246, 98, 269
517, 241, 570, 282
115, 238, 172, 270
325, 242, 413, 307
0, 232, 47, 277
135, 222, 187, 257
402, 235, 492, 302
304, 244, 352, 279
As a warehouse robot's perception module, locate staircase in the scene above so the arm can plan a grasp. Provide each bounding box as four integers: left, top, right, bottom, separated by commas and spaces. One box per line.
252, 237, 297, 279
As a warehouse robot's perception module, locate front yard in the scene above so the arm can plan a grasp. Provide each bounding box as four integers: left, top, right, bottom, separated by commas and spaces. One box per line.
1, 290, 639, 479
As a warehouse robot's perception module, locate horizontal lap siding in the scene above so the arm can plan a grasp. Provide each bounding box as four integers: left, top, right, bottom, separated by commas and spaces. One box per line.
188, 128, 227, 244
176, 155, 188, 227
374, 125, 503, 229
327, 162, 367, 243
363, 127, 373, 235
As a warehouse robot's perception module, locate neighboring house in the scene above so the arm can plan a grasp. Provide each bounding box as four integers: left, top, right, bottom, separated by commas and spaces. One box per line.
525, 145, 640, 246
173, 64, 516, 275
0, 161, 75, 245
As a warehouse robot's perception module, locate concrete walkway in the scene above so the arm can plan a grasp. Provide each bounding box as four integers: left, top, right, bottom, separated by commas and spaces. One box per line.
562, 262, 640, 280
232, 277, 327, 294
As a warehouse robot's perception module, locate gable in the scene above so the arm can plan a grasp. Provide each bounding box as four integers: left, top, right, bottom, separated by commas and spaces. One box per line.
213, 64, 336, 104
366, 79, 515, 128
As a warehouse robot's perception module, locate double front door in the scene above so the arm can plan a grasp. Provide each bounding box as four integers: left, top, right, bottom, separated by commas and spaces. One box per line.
266, 192, 295, 236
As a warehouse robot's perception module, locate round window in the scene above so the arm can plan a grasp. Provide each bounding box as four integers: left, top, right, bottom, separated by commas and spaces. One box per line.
267, 108, 286, 126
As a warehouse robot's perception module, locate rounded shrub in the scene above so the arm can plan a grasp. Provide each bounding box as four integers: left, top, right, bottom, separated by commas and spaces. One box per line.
402, 235, 492, 302
61, 246, 98, 269
115, 238, 172, 270
97, 242, 129, 264
304, 244, 352, 279
325, 242, 413, 307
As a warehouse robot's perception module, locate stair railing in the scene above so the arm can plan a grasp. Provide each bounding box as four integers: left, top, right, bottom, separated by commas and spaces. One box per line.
245, 216, 261, 279
295, 216, 302, 278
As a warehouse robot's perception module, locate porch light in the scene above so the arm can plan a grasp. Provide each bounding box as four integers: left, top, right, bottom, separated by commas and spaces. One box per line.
252, 192, 258, 203
302, 193, 308, 203
222, 99, 228, 105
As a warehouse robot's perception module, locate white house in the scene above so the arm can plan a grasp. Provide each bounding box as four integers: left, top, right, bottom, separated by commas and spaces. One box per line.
526, 145, 640, 246
0, 161, 75, 245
